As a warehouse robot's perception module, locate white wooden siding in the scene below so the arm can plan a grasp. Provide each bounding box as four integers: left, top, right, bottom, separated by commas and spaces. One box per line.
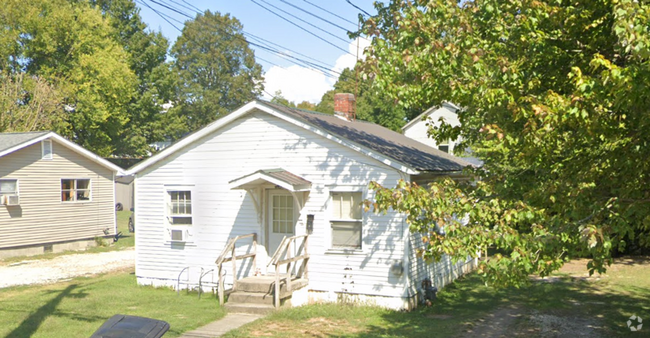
0, 139, 116, 249
407, 231, 477, 298
403, 106, 461, 152
135, 110, 407, 297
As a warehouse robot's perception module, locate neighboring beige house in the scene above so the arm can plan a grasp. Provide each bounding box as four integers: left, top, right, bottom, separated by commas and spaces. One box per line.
0, 131, 124, 258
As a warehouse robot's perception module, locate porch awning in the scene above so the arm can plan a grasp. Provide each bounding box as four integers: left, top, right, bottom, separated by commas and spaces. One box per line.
228, 168, 311, 192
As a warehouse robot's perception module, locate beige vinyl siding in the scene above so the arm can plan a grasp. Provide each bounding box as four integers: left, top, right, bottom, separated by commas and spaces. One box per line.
135, 110, 408, 297
0, 139, 115, 249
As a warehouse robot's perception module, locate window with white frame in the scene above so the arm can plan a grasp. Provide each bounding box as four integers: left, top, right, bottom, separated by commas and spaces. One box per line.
42, 140, 53, 159
0, 179, 18, 196
167, 190, 192, 225
330, 191, 363, 249
61, 179, 91, 202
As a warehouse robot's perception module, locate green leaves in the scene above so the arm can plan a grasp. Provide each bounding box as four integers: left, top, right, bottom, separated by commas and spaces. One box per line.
362, 0, 650, 286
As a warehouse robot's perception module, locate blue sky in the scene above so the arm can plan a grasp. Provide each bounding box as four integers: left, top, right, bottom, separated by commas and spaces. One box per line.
136, 0, 378, 104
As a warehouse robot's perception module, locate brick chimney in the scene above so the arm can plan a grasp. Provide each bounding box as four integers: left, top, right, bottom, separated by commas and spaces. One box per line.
334, 93, 356, 121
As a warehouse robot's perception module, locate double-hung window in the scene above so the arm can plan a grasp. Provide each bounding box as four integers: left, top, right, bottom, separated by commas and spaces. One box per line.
330, 191, 363, 249
61, 179, 91, 202
0, 179, 19, 205
167, 190, 192, 225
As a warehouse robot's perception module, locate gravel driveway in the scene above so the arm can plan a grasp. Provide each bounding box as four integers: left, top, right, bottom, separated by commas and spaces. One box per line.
0, 248, 135, 289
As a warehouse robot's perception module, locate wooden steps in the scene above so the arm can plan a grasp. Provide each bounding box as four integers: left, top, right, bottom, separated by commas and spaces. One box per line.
224, 276, 308, 314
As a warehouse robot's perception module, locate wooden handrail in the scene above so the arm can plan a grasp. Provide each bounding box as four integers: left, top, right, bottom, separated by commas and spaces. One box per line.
267, 234, 310, 308
216, 233, 258, 306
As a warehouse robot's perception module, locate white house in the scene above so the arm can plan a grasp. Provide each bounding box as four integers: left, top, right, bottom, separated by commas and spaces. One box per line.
403, 103, 482, 167
126, 98, 477, 311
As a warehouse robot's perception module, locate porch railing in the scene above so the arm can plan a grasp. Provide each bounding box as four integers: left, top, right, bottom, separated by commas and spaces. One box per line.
267, 234, 310, 308
215, 233, 257, 306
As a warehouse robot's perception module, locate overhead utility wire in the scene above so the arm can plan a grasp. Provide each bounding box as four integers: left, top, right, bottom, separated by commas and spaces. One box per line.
249, 0, 353, 55
142, 0, 341, 79
255, 0, 350, 44
301, 0, 357, 26
166, 0, 198, 15
345, 0, 372, 18
150, 0, 338, 74
138, 0, 182, 32
278, 0, 354, 32
181, 0, 202, 13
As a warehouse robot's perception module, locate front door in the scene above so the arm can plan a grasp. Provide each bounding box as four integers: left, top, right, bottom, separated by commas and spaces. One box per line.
267, 190, 296, 258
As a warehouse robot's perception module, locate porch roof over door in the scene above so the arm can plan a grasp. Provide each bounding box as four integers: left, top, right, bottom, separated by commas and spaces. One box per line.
228, 168, 311, 192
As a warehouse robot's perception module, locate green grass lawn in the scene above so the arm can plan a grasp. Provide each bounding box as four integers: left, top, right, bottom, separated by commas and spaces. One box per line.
0, 270, 225, 338
223, 257, 650, 338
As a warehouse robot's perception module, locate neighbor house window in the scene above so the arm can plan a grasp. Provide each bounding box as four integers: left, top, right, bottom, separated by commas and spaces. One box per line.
42, 140, 53, 159
438, 140, 450, 153
167, 190, 192, 225
61, 179, 91, 202
330, 191, 362, 249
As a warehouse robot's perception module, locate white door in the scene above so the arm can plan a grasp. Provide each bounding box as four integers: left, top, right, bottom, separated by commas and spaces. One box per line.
267, 190, 296, 259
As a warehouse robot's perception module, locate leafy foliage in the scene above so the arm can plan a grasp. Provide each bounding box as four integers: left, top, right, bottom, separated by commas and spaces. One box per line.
171, 10, 263, 132
361, 0, 650, 286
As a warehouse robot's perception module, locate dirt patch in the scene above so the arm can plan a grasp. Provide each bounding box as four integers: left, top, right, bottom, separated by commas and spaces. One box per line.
462, 304, 523, 338
526, 311, 605, 338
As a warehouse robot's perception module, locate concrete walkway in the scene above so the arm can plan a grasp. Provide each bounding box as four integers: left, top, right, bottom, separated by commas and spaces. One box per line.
179, 313, 262, 338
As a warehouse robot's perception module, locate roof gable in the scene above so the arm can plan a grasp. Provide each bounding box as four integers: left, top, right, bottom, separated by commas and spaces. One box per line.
402, 102, 460, 132
127, 100, 470, 175
0, 131, 124, 174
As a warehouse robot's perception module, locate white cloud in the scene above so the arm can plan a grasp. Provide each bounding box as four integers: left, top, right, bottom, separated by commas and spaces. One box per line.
261, 37, 372, 105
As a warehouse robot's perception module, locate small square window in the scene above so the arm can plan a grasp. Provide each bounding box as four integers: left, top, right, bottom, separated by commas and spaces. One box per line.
0, 179, 18, 195
42, 140, 53, 159
61, 179, 91, 202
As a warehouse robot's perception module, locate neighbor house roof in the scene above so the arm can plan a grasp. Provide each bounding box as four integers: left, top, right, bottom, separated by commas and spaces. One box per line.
127, 100, 471, 176
0, 131, 124, 174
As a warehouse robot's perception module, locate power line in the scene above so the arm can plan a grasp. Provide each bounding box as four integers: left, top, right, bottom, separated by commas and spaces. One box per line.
278, 0, 354, 33
249, 0, 352, 55
256, 0, 350, 44
301, 0, 357, 26
141, 0, 343, 79
345, 0, 372, 18
138, 0, 182, 32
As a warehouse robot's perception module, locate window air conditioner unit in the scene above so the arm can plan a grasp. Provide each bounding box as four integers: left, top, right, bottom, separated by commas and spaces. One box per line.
170, 229, 184, 242
4, 195, 19, 206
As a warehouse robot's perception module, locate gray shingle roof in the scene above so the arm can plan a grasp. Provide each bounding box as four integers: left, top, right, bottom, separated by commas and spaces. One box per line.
261, 101, 471, 172
0, 131, 50, 155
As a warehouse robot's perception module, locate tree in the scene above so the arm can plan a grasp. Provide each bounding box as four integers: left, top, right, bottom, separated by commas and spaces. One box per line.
0, 73, 63, 132
171, 10, 263, 131
90, 0, 184, 155
270, 90, 296, 108
0, 0, 138, 156
315, 67, 419, 131
361, 0, 650, 286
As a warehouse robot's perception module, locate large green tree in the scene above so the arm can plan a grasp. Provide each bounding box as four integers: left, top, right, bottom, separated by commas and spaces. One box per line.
90, 0, 184, 155
361, 0, 650, 286
171, 10, 263, 131
0, 0, 137, 156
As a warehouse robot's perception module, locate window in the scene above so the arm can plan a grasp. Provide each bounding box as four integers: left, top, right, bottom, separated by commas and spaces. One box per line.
42, 140, 53, 159
61, 179, 91, 202
167, 190, 192, 225
0, 179, 18, 195
330, 192, 362, 249
438, 141, 450, 153
272, 195, 294, 234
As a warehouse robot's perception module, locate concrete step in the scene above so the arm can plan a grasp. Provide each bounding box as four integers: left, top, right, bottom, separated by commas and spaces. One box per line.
236, 276, 308, 294
224, 303, 277, 315
228, 291, 274, 305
